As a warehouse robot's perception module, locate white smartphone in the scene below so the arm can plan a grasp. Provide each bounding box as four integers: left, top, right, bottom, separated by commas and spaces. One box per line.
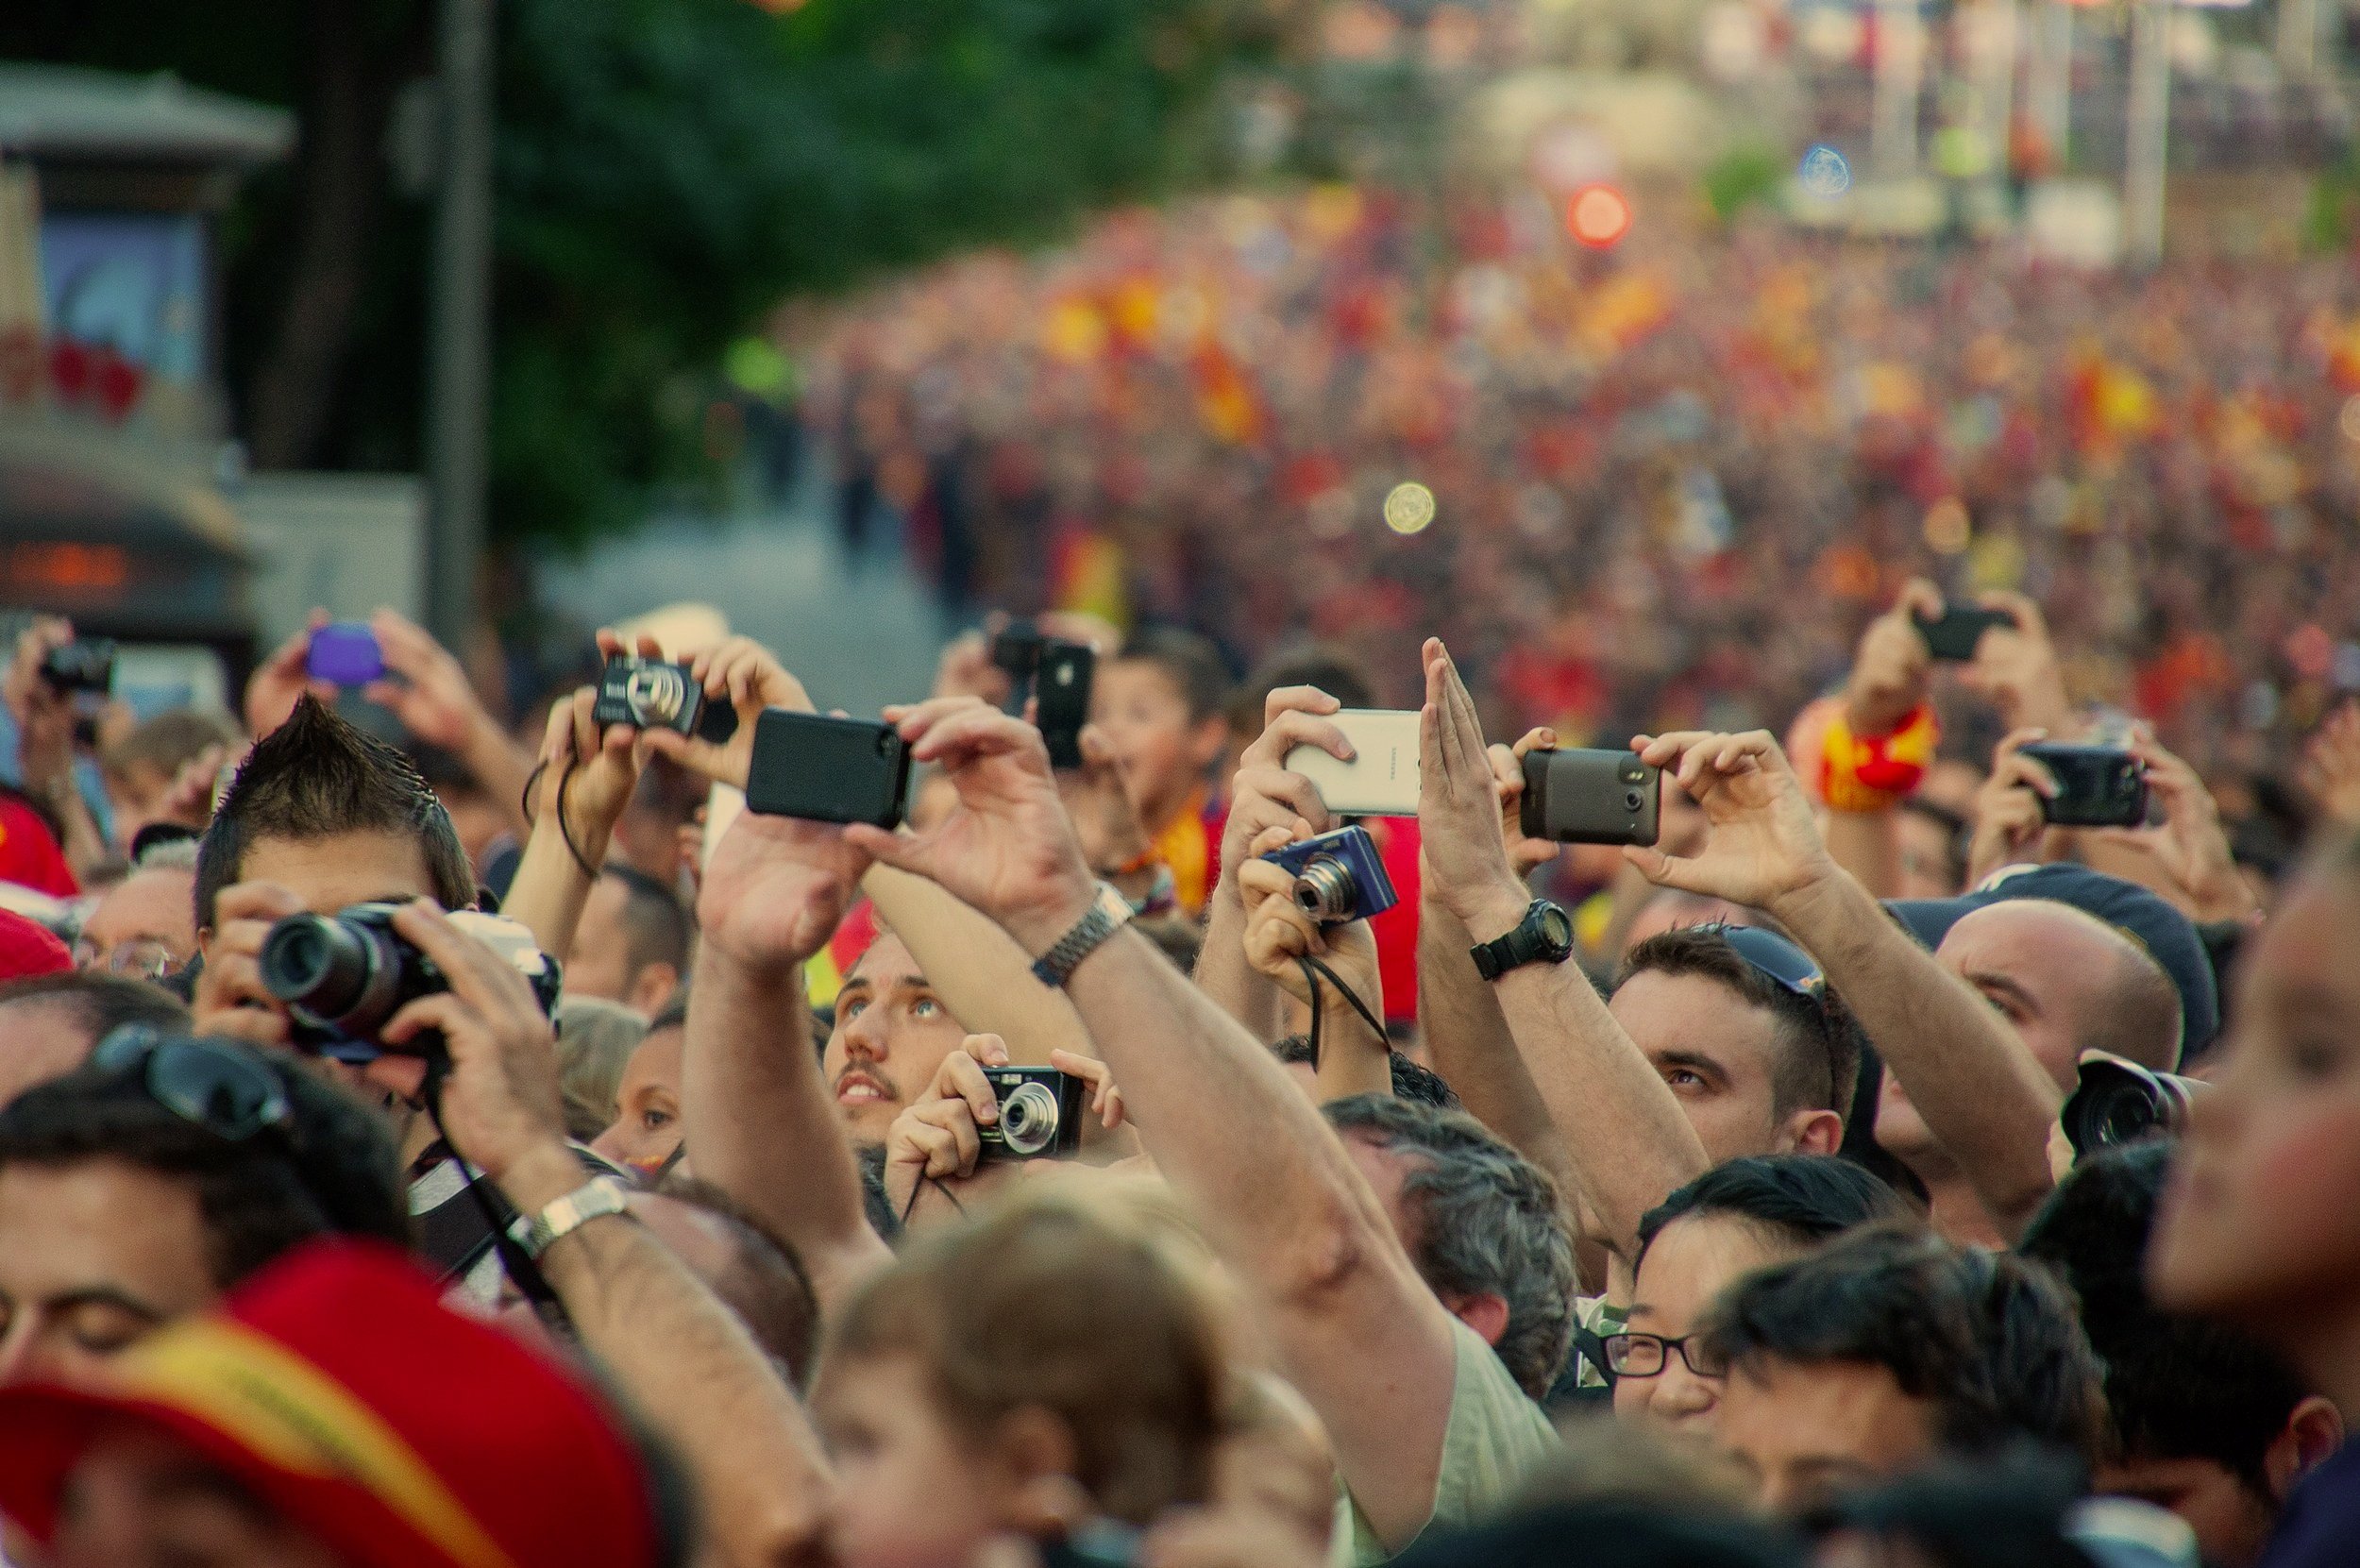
1284, 708, 1423, 817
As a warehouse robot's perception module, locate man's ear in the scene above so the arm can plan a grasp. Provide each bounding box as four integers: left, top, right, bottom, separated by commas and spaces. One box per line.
990, 1405, 1087, 1534
1440, 1290, 1511, 1350
2267, 1395, 2346, 1503
629, 963, 680, 1019
1783, 1108, 1845, 1156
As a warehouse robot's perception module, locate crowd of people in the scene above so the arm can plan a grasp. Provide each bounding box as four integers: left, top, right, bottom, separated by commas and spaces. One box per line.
0, 520, 2356, 1568
805, 186, 2360, 820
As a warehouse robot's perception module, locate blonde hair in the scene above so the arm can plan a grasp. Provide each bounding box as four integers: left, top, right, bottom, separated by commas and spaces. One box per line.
827, 1188, 1231, 1525
554, 996, 648, 1141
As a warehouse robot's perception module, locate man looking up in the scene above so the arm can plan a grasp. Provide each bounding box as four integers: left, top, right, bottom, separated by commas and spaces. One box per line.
565, 864, 691, 1018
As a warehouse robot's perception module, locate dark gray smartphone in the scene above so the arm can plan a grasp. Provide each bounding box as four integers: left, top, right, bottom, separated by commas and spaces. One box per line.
2020, 742, 2148, 828
1913, 606, 2016, 661
1519, 748, 1661, 846
1035, 641, 1094, 770
744, 711, 911, 828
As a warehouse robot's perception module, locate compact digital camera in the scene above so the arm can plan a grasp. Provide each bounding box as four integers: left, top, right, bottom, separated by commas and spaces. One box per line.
592, 656, 739, 744
259, 902, 560, 1063
2061, 1053, 2204, 1157
977, 1066, 1087, 1162
39, 639, 115, 697
1264, 824, 1398, 926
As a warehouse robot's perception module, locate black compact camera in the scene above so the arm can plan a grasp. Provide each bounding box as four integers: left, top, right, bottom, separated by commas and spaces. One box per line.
592, 656, 739, 745
2062, 1053, 2204, 1157
978, 1066, 1087, 1162
259, 902, 560, 1064
2021, 742, 2149, 828
40, 638, 116, 697
1264, 824, 1398, 926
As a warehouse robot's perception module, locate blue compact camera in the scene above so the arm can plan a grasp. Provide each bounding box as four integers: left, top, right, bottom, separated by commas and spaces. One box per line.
1263, 825, 1398, 926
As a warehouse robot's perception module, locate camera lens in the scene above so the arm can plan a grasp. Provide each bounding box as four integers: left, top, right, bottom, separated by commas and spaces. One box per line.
999, 1080, 1060, 1157
1294, 856, 1359, 923
261, 915, 379, 1023
623, 666, 684, 726
1623, 788, 1644, 811
2062, 1060, 2200, 1157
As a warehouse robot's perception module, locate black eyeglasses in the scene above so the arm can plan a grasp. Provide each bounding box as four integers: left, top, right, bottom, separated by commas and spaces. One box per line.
1701, 922, 1828, 1007
91, 1026, 294, 1144
1601, 1331, 1728, 1379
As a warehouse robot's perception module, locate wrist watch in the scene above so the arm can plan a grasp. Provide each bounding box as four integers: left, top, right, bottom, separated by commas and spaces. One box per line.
515, 1175, 632, 1262
1469, 900, 1577, 982
1030, 883, 1136, 989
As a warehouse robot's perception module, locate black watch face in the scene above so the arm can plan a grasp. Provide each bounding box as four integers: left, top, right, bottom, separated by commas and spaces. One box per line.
1533, 903, 1576, 958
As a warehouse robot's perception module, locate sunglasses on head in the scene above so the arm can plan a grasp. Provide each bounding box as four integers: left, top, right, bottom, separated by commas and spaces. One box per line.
91, 1026, 294, 1144
1698, 922, 1827, 1006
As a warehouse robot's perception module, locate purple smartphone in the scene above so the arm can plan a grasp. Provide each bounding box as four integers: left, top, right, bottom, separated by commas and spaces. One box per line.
306, 622, 384, 686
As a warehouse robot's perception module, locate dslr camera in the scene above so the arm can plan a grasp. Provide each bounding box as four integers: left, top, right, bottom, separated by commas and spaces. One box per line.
2061, 1052, 2204, 1157
259, 902, 560, 1064
977, 1066, 1087, 1162
592, 655, 739, 745
39, 638, 115, 697
1264, 824, 1398, 926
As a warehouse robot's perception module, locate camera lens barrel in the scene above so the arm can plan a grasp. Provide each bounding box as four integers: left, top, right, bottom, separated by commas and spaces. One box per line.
259, 913, 403, 1037
1293, 856, 1359, 922
998, 1080, 1061, 1156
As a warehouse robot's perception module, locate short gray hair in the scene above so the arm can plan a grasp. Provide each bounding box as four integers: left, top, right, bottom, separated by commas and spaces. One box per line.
132, 835, 200, 874
1323, 1094, 1576, 1399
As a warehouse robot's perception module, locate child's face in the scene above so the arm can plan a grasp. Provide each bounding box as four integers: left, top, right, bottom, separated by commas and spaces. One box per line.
2150, 871, 2360, 1340
816, 1352, 1006, 1568
1093, 660, 1222, 824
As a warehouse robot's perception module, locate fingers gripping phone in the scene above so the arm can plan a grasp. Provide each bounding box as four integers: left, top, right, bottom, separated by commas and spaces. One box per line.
1284, 710, 1422, 818
2020, 742, 2149, 828
1519, 749, 1662, 846
744, 712, 912, 828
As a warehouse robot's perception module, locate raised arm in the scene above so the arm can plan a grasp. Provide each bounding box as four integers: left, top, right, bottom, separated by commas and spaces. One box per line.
383, 902, 831, 1568
1628, 729, 2064, 1238
1236, 839, 1391, 1103
845, 698, 1466, 1555
366, 608, 537, 842
500, 632, 656, 961
1418, 644, 1707, 1267
1195, 688, 1352, 1041
857, 864, 1093, 1062
1414, 724, 1578, 1198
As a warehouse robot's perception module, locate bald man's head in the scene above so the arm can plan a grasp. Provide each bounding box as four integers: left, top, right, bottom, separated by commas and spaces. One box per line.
1935, 900, 2184, 1086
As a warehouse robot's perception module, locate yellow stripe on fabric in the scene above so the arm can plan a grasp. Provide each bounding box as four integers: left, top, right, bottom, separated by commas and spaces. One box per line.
118, 1319, 520, 1568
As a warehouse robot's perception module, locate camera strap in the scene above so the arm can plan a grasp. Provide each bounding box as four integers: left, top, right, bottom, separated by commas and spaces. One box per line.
1295, 953, 1386, 1071
419, 1058, 576, 1336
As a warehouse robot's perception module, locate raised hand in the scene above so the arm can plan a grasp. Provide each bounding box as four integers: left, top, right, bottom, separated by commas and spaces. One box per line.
537, 629, 659, 853
191, 881, 308, 1048
881, 1032, 1024, 1223
2301, 700, 2360, 828
2087, 727, 2258, 922
1961, 591, 2071, 734
642, 634, 813, 789
1220, 686, 1351, 885
1964, 728, 2058, 885
698, 805, 874, 974
843, 699, 1098, 955
1485, 726, 1564, 877
6, 616, 79, 800
1848, 578, 1942, 734
244, 610, 339, 737
1624, 730, 1836, 910
1415, 638, 1526, 936
364, 608, 496, 752
1059, 725, 1155, 878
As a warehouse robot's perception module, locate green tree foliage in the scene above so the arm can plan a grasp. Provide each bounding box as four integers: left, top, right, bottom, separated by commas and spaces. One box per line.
8, 0, 1265, 545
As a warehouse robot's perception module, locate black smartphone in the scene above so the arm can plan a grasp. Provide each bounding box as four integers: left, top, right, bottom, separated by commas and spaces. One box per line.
39, 638, 116, 696
2021, 742, 2149, 828
1519, 749, 1661, 846
1035, 640, 1095, 771
1913, 606, 2016, 662
744, 711, 912, 828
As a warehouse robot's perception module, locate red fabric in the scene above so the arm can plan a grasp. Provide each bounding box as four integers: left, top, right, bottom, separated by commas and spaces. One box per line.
1367, 816, 1423, 1024
0, 795, 76, 899
0, 1241, 664, 1568
0, 910, 70, 983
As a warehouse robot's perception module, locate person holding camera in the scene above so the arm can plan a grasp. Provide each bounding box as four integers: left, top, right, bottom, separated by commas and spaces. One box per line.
880, 1030, 1127, 1231
843, 683, 1563, 1563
